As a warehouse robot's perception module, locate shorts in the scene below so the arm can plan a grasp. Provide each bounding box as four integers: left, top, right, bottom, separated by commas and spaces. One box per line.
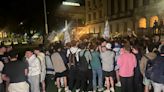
55, 70, 68, 78
143, 76, 151, 86
103, 71, 114, 77
8, 82, 29, 92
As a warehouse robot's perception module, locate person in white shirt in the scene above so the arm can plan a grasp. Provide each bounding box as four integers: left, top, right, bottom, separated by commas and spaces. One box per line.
25, 49, 41, 92
34, 48, 46, 92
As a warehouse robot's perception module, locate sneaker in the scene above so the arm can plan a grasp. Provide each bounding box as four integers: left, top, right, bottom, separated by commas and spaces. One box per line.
104, 89, 110, 92
75, 89, 80, 92
98, 88, 104, 91
115, 81, 121, 87
65, 87, 70, 92
58, 88, 62, 92
65, 90, 71, 92
110, 87, 115, 92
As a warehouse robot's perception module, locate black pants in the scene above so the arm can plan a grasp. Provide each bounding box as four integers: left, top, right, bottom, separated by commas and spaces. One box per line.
120, 76, 133, 92
68, 66, 78, 91
86, 69, 92, 91
0, 83, 4, 92
75, 70, 88, 91
134, 71, 143, 92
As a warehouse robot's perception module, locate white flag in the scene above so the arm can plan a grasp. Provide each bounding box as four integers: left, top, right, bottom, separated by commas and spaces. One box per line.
103, 20, 110, 39
47, 31, 56, 41
64, 30, 71, 44
64, 20, 71, 44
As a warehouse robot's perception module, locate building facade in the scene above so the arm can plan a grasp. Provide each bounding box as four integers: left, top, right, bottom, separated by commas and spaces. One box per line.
85, 0, 108, 36
85, 0, 164, 37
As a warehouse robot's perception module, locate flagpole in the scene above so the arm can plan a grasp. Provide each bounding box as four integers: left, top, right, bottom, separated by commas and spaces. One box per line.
43, 0, 48, 35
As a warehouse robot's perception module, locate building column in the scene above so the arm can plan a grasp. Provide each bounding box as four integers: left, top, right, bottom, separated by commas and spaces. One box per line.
121, 0, 125, 12
149, 0, 155, 4
114, 0, 118, 14
107, 0, 112, 16
134, 17, 139, 35
128, 0, 134, 10
138, 0, 143, 7
146, 16, 150, 28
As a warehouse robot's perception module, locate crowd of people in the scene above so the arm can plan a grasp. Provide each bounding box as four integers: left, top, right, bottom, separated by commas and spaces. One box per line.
0, 35, 164, 92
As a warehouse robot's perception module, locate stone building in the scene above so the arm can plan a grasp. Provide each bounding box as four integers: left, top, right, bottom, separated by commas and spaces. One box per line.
85, 0, 164, 37
85, 0, 107, 36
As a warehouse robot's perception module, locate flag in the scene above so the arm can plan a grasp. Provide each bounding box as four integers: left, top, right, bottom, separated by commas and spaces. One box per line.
47, 31, 56, 41
103, 20, 110, 39
64, 20, 71, 44
64, 30, 71, 44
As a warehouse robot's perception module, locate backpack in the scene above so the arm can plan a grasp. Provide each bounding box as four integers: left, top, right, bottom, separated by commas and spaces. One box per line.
78, 50, 89, 71
68, 49, 78, 68
144, 55, 154, 79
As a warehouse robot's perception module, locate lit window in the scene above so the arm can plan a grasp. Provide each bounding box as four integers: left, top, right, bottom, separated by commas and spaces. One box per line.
150, 16, 158, 27
139, 18, 146, 28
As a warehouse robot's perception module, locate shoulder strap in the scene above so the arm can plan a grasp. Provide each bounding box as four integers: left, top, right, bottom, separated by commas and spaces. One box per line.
82, 50, 87, 56
48, 54, 54, 65
37, 57, 42, 72
143, 55, 151, 61
69, 49, 72, 54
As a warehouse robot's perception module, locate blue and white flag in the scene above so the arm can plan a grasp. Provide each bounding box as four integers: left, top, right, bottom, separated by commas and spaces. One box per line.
103, 20, 110, 39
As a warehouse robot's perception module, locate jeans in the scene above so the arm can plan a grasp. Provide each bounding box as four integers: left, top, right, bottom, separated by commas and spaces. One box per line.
152, 82, 164, 92
120, 76, 133, 92
28, 75, 40, 92
92, 68, 103, 91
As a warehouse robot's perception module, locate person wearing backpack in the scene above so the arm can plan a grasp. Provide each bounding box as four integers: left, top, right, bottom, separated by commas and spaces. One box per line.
66, 41, 81, 91
51, 45, 69, 92
151, 45, 164, 92
75, 42, 92, 92
140, 45, 157, 92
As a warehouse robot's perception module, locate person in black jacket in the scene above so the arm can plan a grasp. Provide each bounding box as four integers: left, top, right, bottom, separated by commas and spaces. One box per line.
151, 45, 164, 92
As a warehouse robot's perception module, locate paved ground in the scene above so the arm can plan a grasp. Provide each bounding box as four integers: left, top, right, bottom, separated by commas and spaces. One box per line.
46, 77, 121, 92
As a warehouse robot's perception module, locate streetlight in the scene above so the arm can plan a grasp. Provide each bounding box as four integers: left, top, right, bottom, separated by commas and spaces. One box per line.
62, 1, 80, 6
43, 0, 48, 35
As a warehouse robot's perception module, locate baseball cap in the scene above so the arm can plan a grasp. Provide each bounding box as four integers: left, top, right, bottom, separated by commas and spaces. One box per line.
106, 43, 112, 49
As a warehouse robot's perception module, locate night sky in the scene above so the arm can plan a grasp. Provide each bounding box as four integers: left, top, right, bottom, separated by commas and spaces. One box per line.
0, 0, 84, 33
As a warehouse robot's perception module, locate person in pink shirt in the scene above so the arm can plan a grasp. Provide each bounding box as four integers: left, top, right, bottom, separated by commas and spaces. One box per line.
117, 44, 137, 92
